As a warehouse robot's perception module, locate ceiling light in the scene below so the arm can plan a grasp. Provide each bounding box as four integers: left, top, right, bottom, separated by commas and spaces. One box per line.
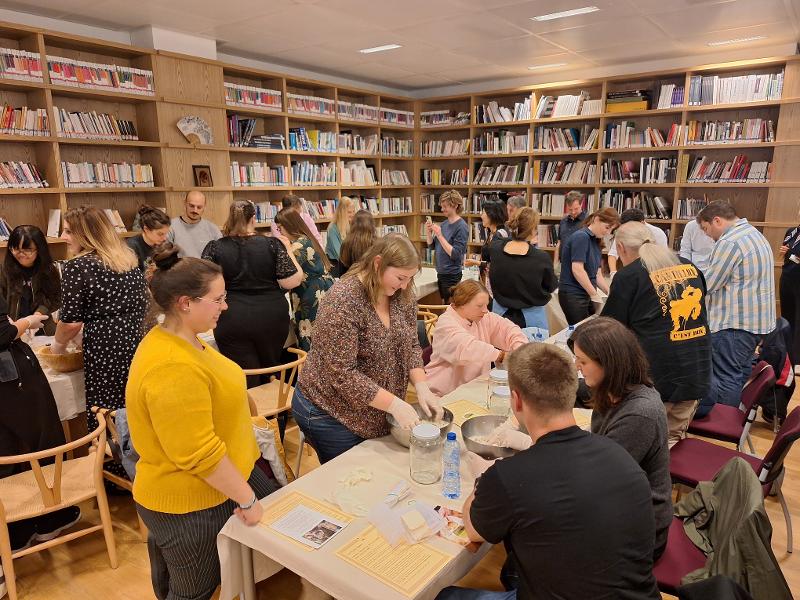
528, 63, 568, 70
359, 44, 402, 54
531, 6, 599, 21
707, 36, 767, 47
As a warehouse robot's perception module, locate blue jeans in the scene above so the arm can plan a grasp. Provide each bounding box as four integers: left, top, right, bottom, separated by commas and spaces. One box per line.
492, 300, 549, 336
435, 587, 516, 600
699, 328, 760, 415
291, 386, 364, 464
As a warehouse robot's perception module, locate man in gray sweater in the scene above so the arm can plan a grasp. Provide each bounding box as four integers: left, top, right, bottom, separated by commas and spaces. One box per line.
167, 190, 222, 258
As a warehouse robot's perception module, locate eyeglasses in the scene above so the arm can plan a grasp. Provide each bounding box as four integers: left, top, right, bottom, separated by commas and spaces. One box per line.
11, 247, 37, 257
192, 293, 227, 305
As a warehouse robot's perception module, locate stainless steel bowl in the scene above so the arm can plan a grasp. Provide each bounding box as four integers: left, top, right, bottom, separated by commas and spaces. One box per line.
387, 405, 454, 448
461, 415, 518, 460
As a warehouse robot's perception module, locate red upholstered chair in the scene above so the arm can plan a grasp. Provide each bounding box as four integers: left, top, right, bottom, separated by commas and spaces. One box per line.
653, 517, 707, 594
688, 361, 775, 453
422, 344, 434, 366
670, 407, 800, 553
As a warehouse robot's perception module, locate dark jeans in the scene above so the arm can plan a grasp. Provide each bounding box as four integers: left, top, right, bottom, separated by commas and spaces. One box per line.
780, 268, 800, 361
437, 272, 462, 304
291, 386, 364, 464
435, 588, 516, 600
558, 291, 593, 325
699, 328, 760, 416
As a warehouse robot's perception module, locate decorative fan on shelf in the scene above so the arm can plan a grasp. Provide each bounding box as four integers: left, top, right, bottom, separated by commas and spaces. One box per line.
177, 116, 214, 145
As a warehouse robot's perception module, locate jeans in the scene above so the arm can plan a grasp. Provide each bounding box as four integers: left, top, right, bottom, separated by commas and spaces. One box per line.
558, 291, 593, 325
292, 386, 365, 464
437, 272, 463, 304
492, 300, 549, 337
700, 328, 760, 415
435, 587, 516, 600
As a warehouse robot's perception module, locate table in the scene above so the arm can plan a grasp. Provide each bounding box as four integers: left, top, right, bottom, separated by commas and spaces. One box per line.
217, 375, 591, 600
414, 267, 478, 300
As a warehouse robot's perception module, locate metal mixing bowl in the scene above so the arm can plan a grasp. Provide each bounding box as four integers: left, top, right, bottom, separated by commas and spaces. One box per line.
461, 415, 518, 460
386, 405, 454, 447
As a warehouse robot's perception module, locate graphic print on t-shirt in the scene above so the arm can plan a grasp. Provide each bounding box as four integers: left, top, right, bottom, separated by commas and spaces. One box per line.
649, 263, 707, 341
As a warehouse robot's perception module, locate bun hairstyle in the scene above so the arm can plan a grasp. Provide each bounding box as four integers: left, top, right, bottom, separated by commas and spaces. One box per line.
137, 204, 170, 231
149, 242, 222, 313
222, 199, 257, 237
508, 207, 540, 241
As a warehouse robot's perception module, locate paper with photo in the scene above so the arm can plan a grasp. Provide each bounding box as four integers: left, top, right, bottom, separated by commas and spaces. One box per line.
260, 491, 353, 552
270, 505, 348, 549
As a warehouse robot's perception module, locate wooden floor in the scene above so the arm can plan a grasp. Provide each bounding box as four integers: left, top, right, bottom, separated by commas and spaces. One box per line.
7, 398, 800, 600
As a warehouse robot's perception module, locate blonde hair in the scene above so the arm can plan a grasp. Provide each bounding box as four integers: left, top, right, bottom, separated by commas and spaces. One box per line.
223, 199, 256, 237
508, 207, 540, 241
64, 206, 138, 272
439, 189, 464, 214
345, 233, 419, 305
614, 221, 679, 274
334, 196, 354, 240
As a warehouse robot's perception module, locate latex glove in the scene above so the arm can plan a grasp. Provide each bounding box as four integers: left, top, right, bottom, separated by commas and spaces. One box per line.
465, 451, 496, 478
388, 397, 420, 430
49, 340, 67, 354
414, 381, 443, 420
25, 313, 49, 331
487, 428, 532, 451
234, 500, 264, 526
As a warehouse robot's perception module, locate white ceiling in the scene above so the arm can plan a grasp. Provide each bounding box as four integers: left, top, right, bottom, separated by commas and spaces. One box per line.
3, 0, 800, 93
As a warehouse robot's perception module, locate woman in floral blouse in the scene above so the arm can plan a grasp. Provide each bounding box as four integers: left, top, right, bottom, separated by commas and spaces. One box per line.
275, 208, 335, 350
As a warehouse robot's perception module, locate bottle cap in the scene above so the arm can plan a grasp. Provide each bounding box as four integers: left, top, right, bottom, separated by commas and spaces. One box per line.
446, 432, 456, 441
492, 385, 511, 397
412, 423, 440, 441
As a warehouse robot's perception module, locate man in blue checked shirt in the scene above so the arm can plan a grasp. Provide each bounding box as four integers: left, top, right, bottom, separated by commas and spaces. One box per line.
695, 201, 775, 416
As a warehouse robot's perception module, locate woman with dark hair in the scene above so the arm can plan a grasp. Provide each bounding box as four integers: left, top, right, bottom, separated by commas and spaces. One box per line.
339, 209, 376, 273
569, 316, 671, 560
126, 204, 171, 271
0, 225, 61, 336
127, 242, 277, 600
202, 200, 303, 384
274, 208, 335, 350
465, 200, 508, 294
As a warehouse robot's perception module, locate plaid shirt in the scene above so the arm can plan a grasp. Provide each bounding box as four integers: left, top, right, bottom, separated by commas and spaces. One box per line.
705, 218, 775, 335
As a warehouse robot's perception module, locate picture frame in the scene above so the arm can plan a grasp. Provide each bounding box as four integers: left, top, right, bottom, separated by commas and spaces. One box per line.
193, 165, 213, 187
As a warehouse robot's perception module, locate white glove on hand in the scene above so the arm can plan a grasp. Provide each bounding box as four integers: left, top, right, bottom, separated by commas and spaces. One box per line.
487, 428, 532, 451
414, 381, 443, 420
388, 397, 420, 430
25, 313, 49, 331
465, 451, 496, 478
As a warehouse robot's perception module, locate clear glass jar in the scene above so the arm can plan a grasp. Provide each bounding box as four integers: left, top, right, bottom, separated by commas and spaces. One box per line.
488, 385, 511, 417
487, 368, 508, 408
410, 423, 443, 485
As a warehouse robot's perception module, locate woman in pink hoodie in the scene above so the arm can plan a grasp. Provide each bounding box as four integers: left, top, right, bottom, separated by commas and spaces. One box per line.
426, 280, 528, 396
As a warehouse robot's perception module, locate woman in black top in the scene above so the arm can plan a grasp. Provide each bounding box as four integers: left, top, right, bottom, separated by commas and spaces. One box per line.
202, 200, 302, 386
779, 223, 800, 362
489, 207, 557, 335
465, 200, 508, 295
126, 204, 171, 272
0, 225, 61, 336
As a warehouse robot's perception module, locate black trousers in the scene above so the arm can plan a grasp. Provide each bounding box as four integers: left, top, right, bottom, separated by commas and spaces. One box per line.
780, 268, 800, 362
558, 291, 593, 325
215, 292, 290, 388
437, 272, 462, 305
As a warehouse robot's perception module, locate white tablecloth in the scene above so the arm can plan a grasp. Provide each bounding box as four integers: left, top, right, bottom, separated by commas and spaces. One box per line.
27, 336, 87, 421
414, 267, 479, 300
217, 374, 591, 600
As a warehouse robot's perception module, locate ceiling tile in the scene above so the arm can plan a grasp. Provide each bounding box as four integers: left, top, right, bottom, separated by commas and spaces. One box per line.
645, 0, 789, 37
392, 73, 461, 88
676, 21, 797, 49
539, 16, 669, 51
577, 39, 688, 64
320, 0, 468, 28
358, 43, 485, 72
455, 34, 564, 63
345, 62, 418, 82
427, 63, 519, 84
267, 45, 372, 72
491, 0, 634, 34
393, 12, 532, 50
631, 0, 740, 15
82, 1, 220, 32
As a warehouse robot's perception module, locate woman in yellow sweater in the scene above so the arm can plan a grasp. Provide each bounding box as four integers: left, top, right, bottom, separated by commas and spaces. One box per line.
126, 243, 277, 600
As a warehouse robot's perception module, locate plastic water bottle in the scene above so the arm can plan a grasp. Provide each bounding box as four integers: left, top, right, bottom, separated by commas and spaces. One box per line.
442, 432, 461, 500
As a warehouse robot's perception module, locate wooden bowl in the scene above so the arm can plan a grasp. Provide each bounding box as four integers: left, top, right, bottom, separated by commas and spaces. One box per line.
36, 345, 84, 373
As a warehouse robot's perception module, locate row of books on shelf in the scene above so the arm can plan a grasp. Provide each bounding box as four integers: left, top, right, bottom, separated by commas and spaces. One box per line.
534, 125, 598, 151
684, 118, 775, 144
302, 198, 338, 220
1, 105, 49, 136
474, 161, 530, 185
420, 168, 470, 186
378, 224, 408, 237
246, 133, 286, 150
54, 106, 137, 140
537, 224, 559, 248
0, 48, 42, 81
61, 161, 154, 188
381, 137, 413, 157
532, 192, 597, 217
0, 161, 48, 189
604, 122, 679, 148
378, 108, 415, 128
47, 57, 154, 95
688, 71, 783, 106
420, 110, 470, 128
289, 127, 337, 152
338, 101, 379, 122
600, 158, 678, 185
224, 83, 282, 110
535, 93, 603, 118
606, 89, 650, 113
677, 197, 710, 219
598, 189, 671, 219
473, 130, 529, 155
339, 132, 378, 155
228, 115, 258, 147
0, 216, 12, 240
475, 98, 531, 123
340, 160, 376, 187
286, 93, 335, 117
420, 139, 470, 157
655, 84, 685, 109
686, 155, 771, 183
532, 160, 595, 185
230, 161, 287, 187
381, 169, 411, 186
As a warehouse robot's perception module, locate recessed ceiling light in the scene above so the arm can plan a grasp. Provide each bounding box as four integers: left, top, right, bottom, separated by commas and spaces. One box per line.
528, 63, 568, 70
531, 6, 599, 21
359, 44, 402, 54
707, 35, 767, 47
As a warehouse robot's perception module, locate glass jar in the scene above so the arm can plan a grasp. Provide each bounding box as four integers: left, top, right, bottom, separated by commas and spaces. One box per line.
409, 423, 443, 485
487, 368, 508, 408
488, 385, 511, 417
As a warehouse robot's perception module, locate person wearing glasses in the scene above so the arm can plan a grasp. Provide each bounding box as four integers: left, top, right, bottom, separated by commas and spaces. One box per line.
202, 200, 302, 386
0, 225, 61, 336
127, 242, 278, 600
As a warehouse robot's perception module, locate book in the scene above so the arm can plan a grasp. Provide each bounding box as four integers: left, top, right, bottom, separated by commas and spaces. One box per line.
338, 131, 378, 155
286, 93, 335, 117
381, 108, 415, 128
420, 110, 468, 128
381, 169, 411, 186
684, 118, 774, 145
339, 160, 376, 187
382, 136, 414, 157
534, 125, 598, 151
0, 47, 43, 82
104, 209, 126, 232
225, 83, 282, 110
0, 105, 49, 136
531, 160, 595, 184
599, 189, 671, 219
48, 56, 154, 95
53, 106, 137, 140
338, 100, 379, 122
420, 138, 469, 157
291, 161, 337, 186
46, 209, 60, 238
475, 98, 531, 123
473, 130, 529, 155
0, 161, 48, 188
230, 161, 287, 186
60, 161, 154, 188
688, 71, 783, 105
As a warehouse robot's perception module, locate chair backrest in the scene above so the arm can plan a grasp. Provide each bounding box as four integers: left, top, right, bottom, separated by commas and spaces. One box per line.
243, 348, 308, 411
417, 310, 438, 341
758, 407, 800, 484
418, 304, 448, 316
739, 361, 775, 420
0, 414, 107, 511
422, 344, 434, 366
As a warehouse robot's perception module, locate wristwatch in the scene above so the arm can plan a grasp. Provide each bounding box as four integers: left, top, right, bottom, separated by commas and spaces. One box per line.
239, 492, 258, 510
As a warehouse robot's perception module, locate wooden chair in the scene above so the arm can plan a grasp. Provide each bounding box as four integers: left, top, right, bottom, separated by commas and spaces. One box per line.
417, 309, 439, 342
0, 414, 117, 600
90, 406, 148, 542
418, 304, 448, 316
243, 348, 311, 477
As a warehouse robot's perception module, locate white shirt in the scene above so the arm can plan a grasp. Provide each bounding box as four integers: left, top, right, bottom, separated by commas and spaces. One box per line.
679, 219, 715, 274
608, 222, 668, 258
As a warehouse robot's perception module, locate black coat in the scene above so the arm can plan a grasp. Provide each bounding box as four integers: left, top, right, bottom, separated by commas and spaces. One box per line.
0, 295, 64, 478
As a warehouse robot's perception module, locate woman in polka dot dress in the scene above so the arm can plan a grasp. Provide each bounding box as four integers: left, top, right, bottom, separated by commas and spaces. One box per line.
51, 206, 147, 476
